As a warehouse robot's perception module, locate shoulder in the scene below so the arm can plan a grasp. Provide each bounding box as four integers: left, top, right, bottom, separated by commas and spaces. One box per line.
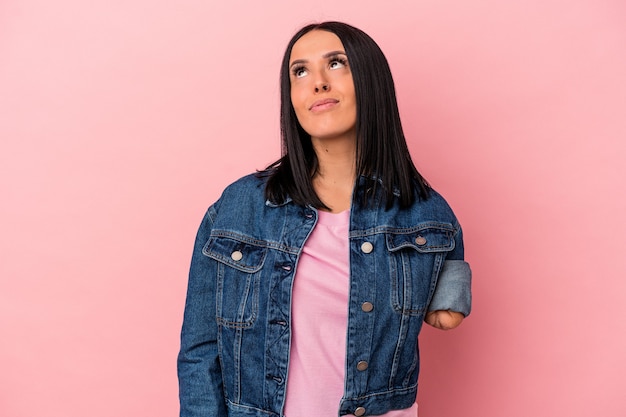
207, 173, 290, 236
220, 173, 267, 198
400, 186, 459, 226
209, 173, 269, 217
421, 187, 453, 210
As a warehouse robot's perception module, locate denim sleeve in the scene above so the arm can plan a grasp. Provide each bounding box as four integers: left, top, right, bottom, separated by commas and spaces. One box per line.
177, 205, 228, 416
427, 223, 472, 316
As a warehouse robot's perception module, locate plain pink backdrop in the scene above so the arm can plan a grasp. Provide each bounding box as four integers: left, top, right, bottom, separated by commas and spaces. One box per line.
1, 1, 625, 416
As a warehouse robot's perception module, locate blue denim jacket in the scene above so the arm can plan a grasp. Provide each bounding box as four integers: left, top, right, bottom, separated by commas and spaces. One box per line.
178, 174, 471, 417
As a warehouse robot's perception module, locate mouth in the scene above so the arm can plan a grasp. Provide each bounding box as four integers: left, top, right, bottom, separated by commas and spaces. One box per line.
309, 98, 339, 112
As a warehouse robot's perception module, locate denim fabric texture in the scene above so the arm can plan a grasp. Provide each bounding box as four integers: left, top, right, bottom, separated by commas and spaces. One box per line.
178, 174, 472, 417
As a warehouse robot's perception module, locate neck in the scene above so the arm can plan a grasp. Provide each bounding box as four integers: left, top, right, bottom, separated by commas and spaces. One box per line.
311, 132, 356, 173
311, 135, 357, 213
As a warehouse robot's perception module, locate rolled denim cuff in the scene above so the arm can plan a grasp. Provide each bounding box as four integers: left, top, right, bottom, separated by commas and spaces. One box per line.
428, 260, 472, 317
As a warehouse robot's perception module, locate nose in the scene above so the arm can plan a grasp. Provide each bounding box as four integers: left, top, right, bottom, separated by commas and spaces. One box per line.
314, 82, 330, 93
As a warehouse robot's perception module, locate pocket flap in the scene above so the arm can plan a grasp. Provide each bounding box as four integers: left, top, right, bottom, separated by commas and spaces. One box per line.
203, 235, 267, 273
386, 226, 455, 253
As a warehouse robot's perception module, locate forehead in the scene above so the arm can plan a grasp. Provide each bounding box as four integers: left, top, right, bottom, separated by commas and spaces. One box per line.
289, 30, 345, 62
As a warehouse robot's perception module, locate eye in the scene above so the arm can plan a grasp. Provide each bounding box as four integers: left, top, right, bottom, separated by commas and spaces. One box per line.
329, 57, 347, 70
292, 66, 308, 78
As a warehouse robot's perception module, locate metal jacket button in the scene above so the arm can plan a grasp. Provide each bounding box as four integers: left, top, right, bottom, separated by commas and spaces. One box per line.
356, 361, 368, 371
360, 242, 373, 253
231, 250, 243, 261
415, 236, 427, 245
361, 302, 374, 312
354, 407, 366, 416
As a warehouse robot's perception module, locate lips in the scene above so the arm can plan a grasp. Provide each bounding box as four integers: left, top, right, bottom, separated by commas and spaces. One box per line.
309, 98, 339, 112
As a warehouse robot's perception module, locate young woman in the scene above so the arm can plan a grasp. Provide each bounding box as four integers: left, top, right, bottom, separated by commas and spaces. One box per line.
178, 21, 472, 417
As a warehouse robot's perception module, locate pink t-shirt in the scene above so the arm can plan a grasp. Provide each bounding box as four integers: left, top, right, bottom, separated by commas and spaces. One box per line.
284, 210, 418, 417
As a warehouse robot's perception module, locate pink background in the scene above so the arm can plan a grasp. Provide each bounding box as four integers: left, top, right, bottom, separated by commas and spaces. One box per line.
1, 1, 625, 416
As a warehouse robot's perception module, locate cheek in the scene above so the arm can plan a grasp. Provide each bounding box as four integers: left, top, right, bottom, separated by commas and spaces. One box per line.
290, 84, 305, 108
290, 88, 308, 121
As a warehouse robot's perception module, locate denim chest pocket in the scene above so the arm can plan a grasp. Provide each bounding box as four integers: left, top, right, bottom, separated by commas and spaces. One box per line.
203, 235, 267, 328
386, 225, 455, 315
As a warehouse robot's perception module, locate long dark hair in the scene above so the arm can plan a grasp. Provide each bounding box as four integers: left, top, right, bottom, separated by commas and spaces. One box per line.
261, 21, 429, 209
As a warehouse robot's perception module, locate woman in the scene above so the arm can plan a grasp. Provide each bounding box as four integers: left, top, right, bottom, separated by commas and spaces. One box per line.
178, 21, 471, 417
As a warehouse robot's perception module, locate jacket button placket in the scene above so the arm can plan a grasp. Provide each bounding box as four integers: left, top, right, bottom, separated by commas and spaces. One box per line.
353, 239, 373, 415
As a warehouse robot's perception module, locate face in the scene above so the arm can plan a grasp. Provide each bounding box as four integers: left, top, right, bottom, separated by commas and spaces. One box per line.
289, 30, 357, 143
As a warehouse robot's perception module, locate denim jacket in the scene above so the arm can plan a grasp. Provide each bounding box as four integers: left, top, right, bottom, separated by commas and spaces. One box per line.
178, 174, 472, 417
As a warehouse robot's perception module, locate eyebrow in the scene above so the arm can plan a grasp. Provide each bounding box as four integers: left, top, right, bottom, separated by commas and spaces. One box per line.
289, 50, 347, 69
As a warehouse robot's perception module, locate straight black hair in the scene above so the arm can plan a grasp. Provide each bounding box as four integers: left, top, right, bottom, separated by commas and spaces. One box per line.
261, 21, 429, 209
